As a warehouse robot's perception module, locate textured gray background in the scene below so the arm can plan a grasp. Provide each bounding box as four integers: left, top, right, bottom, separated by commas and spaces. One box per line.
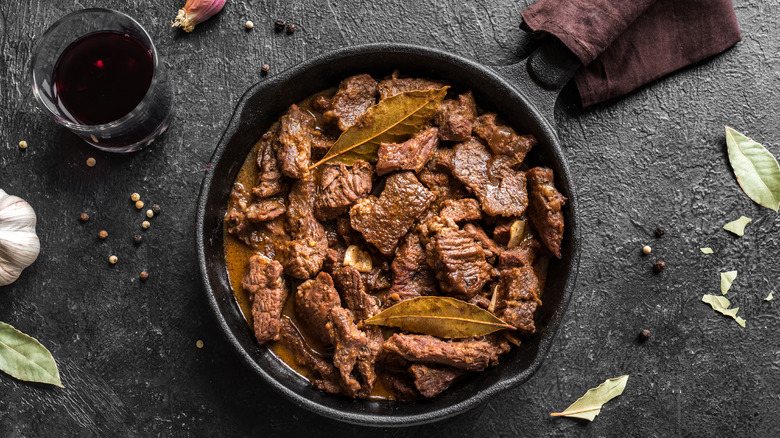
1, 0, 779, 436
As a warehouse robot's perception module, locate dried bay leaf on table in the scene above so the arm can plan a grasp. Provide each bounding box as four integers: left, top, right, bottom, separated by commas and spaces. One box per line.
702, 294, 746, 328
721, 270, 738, 295
550, 375, 629, 421
725, 126, 780, 211
0, 321, 63, 387
310, 86, 449, 168
364, 296, 514, 339
723, 216, 752, 236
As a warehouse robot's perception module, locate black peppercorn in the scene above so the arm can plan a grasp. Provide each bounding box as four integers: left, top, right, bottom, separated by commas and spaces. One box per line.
655, 227, 665, 237
286, 23, 295, 34
151, 204, 161, 215
639, 329, 651, 341
79, 213, 90, 222
261, 64, 270, 75
140, 271, 149, 281
133, 234, 143, 245
653, 260, 666, 273
274, 19, 286, 32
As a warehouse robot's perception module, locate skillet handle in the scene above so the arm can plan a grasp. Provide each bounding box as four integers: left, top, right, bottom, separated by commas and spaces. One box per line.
494, 37, 581, 125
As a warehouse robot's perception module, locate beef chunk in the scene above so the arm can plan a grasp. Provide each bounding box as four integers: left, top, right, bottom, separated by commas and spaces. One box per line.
314, 160, 373, 221
278, 318, 343, 395
324, 74, 378, 131
322, 246, 346, 273
336, 215, 360, 246
492, 218, 514, 246
254, 130, 284, 198
295, 272, 341, 345
526, 167, 566, 258
327, 307, 383, 398
242, 255, 287, 345
410, 364, 466, 398
473, 113, 536, 164
440, 198, 482, 223
350, 171, 435, 255
332, 266, 380, 321
381, 371, 419, 400
281, 176, 328, 279
362, 265, 391, 292
448, 137, 528, 217
494, 267, 542, 335
275, 104, 314, 179
225, 183, 260, 247
383, 334, 503, 372
385, 233, 438, 307
377, 70, 447, 100
311, 130, 336, 159
376, 127, 439, 176
426, 228, 492, 300
245, 198, 286, 223
463, 222, 500, 261
497, 236, 543, 270
436, 92, 477, 142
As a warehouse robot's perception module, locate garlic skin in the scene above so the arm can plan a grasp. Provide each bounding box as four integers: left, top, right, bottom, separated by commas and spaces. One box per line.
172, 0, 227, 32
0, 190, 40, 286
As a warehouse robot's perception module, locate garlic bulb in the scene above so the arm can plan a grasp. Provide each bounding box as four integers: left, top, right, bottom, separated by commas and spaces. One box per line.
172, 0, 227, 33
0, 190, 40, 286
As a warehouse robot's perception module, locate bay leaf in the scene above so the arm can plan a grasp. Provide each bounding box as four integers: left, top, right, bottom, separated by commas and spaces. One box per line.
721, 270, 737, 295
725, 126, 780, 211
765, 292, 774, 301
550, 375, 629, 421
723, 216, 752, 236
364, 296, 514, 339
700, 247, 714, 254
310, 86, 449, 168
702, 294, 746, 328
0, 321, 63, 387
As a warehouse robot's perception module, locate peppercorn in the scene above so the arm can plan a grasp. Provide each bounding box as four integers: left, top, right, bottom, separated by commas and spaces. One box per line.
99, 230, 108, 239
655, 227, 665, 237
142, 220, 151, 229
653, 260, 666, 273
139, 271, 149, 281
133, 234, 143, 245
109, 255, 118, 264
274, 19, 286, 31
642, 245, 651, 255
79, 213, 90, 222
196, 340, 204, 349
86, 157, 96, 167
131, 193, 141, 202
261, 64, 270, 75
639, 329, 651, 341
18, 141, 28, 149
146, 209, 154, 218
245, 20, 254, 30
135, 200, 144, 210
286, 23, 295, 34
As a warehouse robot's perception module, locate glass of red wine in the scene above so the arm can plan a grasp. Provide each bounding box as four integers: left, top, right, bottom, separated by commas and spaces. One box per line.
30, 9, 173, 153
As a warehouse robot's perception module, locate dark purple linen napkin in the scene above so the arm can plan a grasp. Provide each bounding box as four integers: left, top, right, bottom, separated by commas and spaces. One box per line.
521, 0, 743, 107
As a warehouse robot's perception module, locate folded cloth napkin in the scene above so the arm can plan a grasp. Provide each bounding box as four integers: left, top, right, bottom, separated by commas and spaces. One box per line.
521, 0, 742, 107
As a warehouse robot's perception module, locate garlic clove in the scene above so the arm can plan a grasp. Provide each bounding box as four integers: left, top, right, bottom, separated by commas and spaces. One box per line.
172, 0, 227, 33
343, 245, 373, 273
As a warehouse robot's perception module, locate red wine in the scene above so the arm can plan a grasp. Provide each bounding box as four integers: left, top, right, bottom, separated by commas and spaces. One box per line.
53, 31, 154, 125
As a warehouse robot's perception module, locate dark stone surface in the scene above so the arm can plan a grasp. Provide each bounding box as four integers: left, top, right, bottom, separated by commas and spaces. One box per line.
1, 0, 778, 436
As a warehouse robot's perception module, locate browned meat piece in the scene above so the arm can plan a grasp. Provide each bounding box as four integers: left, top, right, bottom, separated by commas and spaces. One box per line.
497, 236, 543, 270
376, 127, 439, 176
332, 266, 380, 321
526, 167, 566, 258
278, 318, 343, 394
410, 364, 466, 398
416, 168, 469, 212
350, 171, 435, 255
311, 130, 336, 159
384, 233, 438, 307
436, 92, 477, 142
314, 160, 373, 221
473, 113, 537, 164
377, 70, 447, 100
336, 215, 360, 246
327, 307, 383, 398
383, 334, 503, 372
463, 223, 500, 262
275, 104, 314, 179
362, 266, 391, 292
426, 228, 492, 300
322, 246, 346, 273
381, 371, 419, 400
225, 208, 255, 247
295, 272, 341, 345
440, 198, 482, 223
281, 176, 328, 279
429, 147, 454, 171
245, 198, 286, 223
492, 218, 514, 245
253, 130, 284, 198
242, 255, 287, 345
448, 137, 528, 217
312, 95, 331, 111
468, 288, 492, 309
494, 267, 542, 335
324, 74, 378, 131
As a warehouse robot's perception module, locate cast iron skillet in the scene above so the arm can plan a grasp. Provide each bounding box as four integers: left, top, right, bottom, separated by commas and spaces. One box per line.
196, 39, 582, 427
